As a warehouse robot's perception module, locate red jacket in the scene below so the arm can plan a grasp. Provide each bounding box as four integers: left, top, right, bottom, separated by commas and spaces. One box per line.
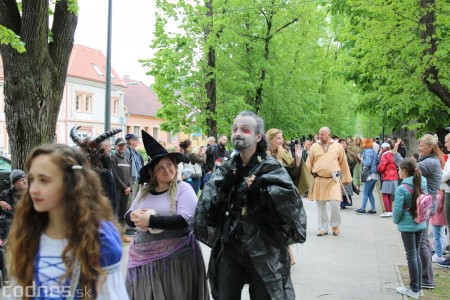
377, 151, 398, 180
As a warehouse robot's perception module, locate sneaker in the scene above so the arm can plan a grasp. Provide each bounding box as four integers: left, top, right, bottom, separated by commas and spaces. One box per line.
380, 212, 388, 217
422, 283, 435, 289
396, 287, 419, 299
124, 228, 137, 236
432, 254, 445, 263
438, 257, 450, 268
367, 209, 377, 214
386, 212, 393, 217
355, 208, 366, 214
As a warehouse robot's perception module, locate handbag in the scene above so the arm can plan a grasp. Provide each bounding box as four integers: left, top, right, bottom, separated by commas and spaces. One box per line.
360, 167, 370, 182
183, 162, 202, 179
298, 160, 314, 194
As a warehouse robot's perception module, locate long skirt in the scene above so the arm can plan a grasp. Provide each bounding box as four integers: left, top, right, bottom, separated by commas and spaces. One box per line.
126, 243, 210, 300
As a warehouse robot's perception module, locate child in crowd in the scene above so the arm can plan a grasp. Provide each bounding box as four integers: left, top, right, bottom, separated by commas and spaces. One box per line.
7, 144, 128, 299
377, 142, 398, 217
393, 158, 428, 299
430, 190, 447, 263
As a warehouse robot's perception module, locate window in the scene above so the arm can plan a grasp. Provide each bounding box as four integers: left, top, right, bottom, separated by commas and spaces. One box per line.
112, 98, 119, 115
75, 92, 93, 113
127, 126, 131, 134
75, 95, 81, 111
92, 64, 104, 76
153, 127, 159, 141
167, 132, 172, 144
133, 126, 140, 136
85, 96, 91, 112
144, 127, 149, 133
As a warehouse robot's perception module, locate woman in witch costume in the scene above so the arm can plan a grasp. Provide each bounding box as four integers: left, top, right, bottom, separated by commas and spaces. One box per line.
124, 131, 209, 300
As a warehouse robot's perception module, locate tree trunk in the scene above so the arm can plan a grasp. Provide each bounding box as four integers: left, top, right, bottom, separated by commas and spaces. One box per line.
0, 0, 77, 169
419, 0, 450, 107
204, 0, 217, 138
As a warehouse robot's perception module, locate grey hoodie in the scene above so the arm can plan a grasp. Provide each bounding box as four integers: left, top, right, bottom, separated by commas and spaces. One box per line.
393, 153, 441, 214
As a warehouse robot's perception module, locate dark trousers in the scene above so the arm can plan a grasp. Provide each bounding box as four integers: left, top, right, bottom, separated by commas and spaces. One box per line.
401, 231, 422, 292
218, 241, 271, 300
420, 225, 434, 286
115, 191, 130, 224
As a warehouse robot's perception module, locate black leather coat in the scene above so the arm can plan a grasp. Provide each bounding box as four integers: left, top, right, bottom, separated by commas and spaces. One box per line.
194, 153, 307, 299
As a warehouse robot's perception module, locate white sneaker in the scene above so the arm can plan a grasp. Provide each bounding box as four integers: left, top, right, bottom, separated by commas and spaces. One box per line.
396, 287, 419, 299
380, 212, 388, 217
432, 254, 445, 263
386, 212, 393, 217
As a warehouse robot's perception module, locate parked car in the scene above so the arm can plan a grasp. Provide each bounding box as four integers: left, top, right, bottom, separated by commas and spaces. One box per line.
0, 156, 11, 193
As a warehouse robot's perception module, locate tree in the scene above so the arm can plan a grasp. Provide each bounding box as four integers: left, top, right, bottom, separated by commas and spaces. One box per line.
0, 0, 78, 169
145, 0, 359, 139
329, 0, 450, 134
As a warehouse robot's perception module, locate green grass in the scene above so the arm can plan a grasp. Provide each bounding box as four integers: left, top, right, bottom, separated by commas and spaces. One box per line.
399, 265, 450, 299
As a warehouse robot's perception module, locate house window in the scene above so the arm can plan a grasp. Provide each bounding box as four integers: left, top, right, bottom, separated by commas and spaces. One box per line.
75, 95, 81, 111
167, 132, 172, 144
85, 96, 91, 112
153, 127, 159, 141
112, 98, 119, 115
75, 92, 93, 113
133, 126, 140, 136
127, 126, 131, 134
92, 64, 104, 76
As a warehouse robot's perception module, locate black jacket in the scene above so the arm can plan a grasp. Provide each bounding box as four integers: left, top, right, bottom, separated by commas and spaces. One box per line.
194, 153, 307, 299
204, 144, 230, 173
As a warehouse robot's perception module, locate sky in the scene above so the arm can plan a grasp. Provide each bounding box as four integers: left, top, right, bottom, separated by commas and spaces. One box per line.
74, 0, 156, 86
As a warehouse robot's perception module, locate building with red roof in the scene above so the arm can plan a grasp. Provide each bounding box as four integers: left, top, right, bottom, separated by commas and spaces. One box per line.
0, 44, 204, 155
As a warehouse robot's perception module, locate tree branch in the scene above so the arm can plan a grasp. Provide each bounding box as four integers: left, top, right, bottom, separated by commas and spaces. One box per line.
0, 0, 21, 33
269, 17, 300, 40
49, 0, 78, 83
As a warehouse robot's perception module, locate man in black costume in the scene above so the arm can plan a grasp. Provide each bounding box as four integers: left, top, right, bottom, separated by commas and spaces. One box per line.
194, 111, 307, 300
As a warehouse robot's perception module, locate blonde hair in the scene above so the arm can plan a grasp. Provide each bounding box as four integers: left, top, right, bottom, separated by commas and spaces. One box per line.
266, 128, 288, 162
419, 134, 445, 167
138, 156, 179, 214
266, 128, 282, 141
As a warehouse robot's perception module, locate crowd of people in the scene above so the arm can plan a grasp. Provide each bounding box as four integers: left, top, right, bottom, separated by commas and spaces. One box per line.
0, 113, 449, 299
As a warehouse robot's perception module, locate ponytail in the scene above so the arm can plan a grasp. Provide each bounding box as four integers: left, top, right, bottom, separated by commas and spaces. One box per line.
411, 168, 423, 218
399, 158, 422, 218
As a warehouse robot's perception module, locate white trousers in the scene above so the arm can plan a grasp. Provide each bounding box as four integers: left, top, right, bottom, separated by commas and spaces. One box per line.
316, 200, 341, 232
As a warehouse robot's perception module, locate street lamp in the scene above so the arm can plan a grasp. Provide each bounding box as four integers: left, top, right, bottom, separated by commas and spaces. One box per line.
105, 0, 113, 132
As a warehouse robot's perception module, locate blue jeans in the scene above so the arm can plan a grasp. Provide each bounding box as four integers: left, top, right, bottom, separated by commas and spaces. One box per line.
191, 177, 201, 196
361, 179, 377, 210
432, 225, 446, 257
204, 172, 213, 185
401, 231, 423, 293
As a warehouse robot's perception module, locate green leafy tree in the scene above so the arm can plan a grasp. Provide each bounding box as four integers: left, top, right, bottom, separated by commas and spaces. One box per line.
145, 0, 359, 139
330, 0, 450, 134
0, 0, 78, 168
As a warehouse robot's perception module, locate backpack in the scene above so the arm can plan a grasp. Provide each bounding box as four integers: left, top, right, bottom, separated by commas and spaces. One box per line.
401, 184, 432, 224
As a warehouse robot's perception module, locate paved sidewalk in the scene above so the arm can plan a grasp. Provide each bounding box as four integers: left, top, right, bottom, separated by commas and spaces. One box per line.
290, 188, 406, 299
0, 187, 409, 300
197, 187, 408, 299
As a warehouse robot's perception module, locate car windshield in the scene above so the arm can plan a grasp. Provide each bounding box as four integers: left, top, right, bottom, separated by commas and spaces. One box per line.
0, 157, 11, 171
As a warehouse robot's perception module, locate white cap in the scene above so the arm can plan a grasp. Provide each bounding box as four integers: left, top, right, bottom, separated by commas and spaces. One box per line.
381, 143, 390, 148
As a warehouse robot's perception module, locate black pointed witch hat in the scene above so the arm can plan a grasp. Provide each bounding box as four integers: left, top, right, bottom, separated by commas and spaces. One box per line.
138, 130, 189, 184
